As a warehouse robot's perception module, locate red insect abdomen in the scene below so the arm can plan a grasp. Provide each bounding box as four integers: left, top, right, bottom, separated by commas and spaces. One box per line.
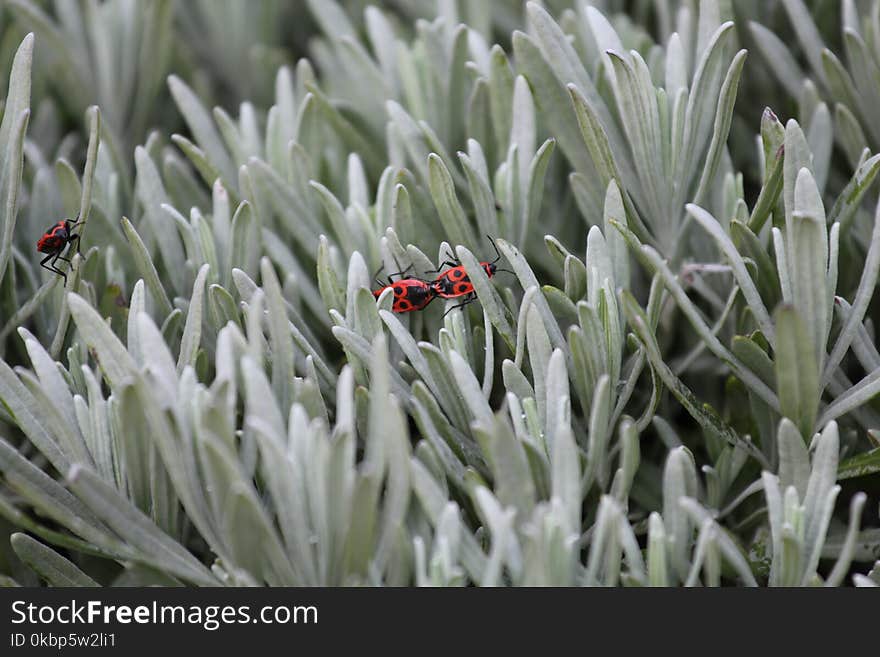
37, 235, 61, 253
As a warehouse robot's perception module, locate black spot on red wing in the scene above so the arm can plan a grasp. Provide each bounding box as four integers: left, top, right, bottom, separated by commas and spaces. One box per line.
393, 285, 404, 296
455, 283, 472, 295
395, 299, 412, 312
451, 268, 464, 279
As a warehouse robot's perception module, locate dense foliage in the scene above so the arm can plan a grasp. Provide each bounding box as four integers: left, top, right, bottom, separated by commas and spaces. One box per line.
0, 0, 878, 587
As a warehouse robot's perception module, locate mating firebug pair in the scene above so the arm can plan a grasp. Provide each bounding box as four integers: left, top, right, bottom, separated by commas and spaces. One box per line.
373, 237, 511, 315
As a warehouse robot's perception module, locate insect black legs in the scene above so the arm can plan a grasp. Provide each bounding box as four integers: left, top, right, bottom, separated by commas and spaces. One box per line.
40, 252, 68, 285
425, 260, 460, 273
386, 263, 414, 283
441, 293, 477, 317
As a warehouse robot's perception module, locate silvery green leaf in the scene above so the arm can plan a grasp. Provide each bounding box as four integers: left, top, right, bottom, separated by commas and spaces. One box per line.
129, 375, 222, 556
75, 106, 100, 248
207, 283, 240, 332
544, 348, 570, 454
772, 227, 792, 304
551, 422, 581, 537
247, 157, 321, 254
662, 446, 698, 580
837, 447, 880, 480
67, 292, 137, 391
777, 418, 810, 498
134, 146, 186, 293
525, 3, 608, 130
511, 75, 535, 189
68, 464, 216, 586
410, 457, 487, 581
177, 263, 209, 373
605, 51, 665, 224
585, 374, 611, 491
449, 348, 494, 427
459, 146, 498, 239
19, 328, 87, 460
680, 497, 758, 586
823, 196, 880, 388
824, 493, 867, 587
473, 486, 519, 586
687, 204, 773, 343
489, 45, 514, 154
563, 255, 588, 301
677, 22, 734, 196
10, 533, 99, 587
502, 358, 535, 402
586, 226, 614, 304
0, 33, 32, 170
748, 22, 804, 98
780, 0, 827, 81
512, 31, 594, 178
317, 235, 346, 314
0, 438, 113, 549
497, 238, 567, 357
621, 290, 770, 467
817, 367, 880, 429
526, 303, 551, 443
612, 220, 779, 413
0, 45, 31, 292
835, 103, 868, 168
802, 422, 839, 578
168, 75, 236, 186
646, 512, 668, 586
455, 244, 514, 349
616, 418, 639, 502
473, 414, 536, 520
418, 342, 472, 431
311, 180, 356, 256
782, 120, 812, 234
585, 5, 624, 55
790, 168, 829, 368
730, 220, 779, 305
522, 139, 556, 246
774, 306, 819, 439
0, 103, 29, 293
120, 217, 174, 319
692, 50, 746, 206
427, 154, 477, 249
230, 200, 259, 279
259, 258, 295, 410
0, 277, 56, 344
195, 437, 295, 584
409, 389, 467, 489
806, 103, 831, 193
585, 495, 623, 586
602, 180, 629, 291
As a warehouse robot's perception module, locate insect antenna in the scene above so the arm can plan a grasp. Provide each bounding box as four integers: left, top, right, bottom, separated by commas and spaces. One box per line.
486, 234, 503, 264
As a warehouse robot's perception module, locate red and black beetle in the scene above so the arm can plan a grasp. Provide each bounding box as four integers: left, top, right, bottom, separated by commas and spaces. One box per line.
429, 236, 511, 315
372, 265, 437, 313
36, 215, 81, 285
